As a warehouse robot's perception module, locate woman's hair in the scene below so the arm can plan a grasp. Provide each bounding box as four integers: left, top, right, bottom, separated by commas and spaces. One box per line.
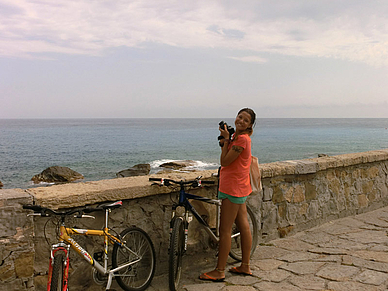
238, 108, 256, 136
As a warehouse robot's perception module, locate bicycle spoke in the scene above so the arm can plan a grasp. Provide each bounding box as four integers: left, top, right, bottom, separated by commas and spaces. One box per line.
112, 227, 155, 291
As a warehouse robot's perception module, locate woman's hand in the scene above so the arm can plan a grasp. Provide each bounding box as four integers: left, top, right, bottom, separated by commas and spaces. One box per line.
219, 124, 230, 140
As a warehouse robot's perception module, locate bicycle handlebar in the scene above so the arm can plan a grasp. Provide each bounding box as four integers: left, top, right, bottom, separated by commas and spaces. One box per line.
23, 204, 83, 217
149, 177, 215, 187
22, 202, 115, 217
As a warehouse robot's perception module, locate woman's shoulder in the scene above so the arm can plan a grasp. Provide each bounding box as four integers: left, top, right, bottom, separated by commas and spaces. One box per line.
238, 134, 251, 142
234, 134, 250, 146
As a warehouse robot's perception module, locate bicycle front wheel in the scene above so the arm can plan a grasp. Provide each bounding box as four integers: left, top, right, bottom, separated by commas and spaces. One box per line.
169, 217, 185, 291
229, 204, 258, 261
112, 227, 156, 291
50, 252, 65, 291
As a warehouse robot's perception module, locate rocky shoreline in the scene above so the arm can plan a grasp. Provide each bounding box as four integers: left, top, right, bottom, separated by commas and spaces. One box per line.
0, 160, 199, 189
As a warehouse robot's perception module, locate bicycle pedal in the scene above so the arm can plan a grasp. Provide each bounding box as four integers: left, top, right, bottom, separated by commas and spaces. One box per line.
93, 251, 104, 263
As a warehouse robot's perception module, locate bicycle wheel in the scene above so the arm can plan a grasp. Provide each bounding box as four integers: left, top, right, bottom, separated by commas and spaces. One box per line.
229, 204, 258, 261
169, 217, 185, 291
112, 227, 156, 291
50, 252, 65, 291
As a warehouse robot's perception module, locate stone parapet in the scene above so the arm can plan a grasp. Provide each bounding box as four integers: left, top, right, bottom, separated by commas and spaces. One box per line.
26, 170, 218, 209
1, 149, 388, 290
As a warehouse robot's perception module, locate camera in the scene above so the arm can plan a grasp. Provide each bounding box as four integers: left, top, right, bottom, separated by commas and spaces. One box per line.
218, 121, 235, 142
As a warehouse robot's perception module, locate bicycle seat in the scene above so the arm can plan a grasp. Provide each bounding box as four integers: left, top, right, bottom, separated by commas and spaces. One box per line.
98, 201, 123, 210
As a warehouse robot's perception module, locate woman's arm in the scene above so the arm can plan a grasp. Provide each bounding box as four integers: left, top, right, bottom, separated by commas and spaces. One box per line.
220, 142, 243, 167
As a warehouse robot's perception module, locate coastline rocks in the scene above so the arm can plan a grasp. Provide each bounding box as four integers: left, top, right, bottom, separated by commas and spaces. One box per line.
0, 180, 3, 188
31, 166, 84, 184
116, 164, 151, 177
160, 160, 195, 170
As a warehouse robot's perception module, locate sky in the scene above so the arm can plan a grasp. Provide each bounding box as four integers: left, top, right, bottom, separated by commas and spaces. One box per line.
1, 0, 388, 118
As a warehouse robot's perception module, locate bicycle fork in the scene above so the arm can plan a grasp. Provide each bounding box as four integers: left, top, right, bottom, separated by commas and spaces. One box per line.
169, 206, 191, 254
48, 243, 70, 291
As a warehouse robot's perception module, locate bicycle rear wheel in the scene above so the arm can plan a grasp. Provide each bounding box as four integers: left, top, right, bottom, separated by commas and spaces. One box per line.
169, 217, 185, 291
50, 252, 65, 291
112, 227, 156, 291
229, 204, 258, 261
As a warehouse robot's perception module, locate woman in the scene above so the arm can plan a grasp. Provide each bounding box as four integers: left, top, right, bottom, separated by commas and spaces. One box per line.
199, 108, 256, 281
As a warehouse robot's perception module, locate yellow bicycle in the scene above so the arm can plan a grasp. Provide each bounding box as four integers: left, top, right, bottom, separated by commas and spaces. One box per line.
23, 200, 156, 291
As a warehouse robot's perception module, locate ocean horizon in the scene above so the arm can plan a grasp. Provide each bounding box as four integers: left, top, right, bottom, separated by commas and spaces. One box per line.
1, 118, 387, 189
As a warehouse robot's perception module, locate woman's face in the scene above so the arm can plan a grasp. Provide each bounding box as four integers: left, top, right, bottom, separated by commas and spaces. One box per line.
235, 111, 252, 133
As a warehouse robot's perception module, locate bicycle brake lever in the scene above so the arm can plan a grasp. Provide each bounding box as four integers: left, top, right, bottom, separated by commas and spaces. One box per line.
82, 215, 95, 219
74, 214, 95, 219
27, 213, 45, 217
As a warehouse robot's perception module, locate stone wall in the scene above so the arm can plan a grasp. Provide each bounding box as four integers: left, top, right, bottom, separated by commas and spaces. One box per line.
1, 149, 388, 290
0, 189, 34, 291
260, 149, 388, 240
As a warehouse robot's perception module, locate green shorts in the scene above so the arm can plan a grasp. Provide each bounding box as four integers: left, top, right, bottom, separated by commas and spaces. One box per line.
218, 191, 248, 204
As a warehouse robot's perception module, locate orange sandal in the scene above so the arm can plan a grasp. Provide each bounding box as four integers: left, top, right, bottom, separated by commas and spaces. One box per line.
199, 269, 225, 282
229, 266, 253, 276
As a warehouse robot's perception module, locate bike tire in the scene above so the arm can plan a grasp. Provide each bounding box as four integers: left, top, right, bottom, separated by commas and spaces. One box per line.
229, 204, 258, 261
50, 252, 65, 291
169, 217, 185, 291
112, 227, 156, 291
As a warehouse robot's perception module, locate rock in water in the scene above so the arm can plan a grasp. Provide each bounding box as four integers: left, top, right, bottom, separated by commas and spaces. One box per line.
116, 164, 151, 177
159, 160, 195, 170
31, 166, 84, 184
0, 180, 3, 188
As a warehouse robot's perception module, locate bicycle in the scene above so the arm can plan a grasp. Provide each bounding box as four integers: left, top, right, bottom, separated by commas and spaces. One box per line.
23, 200, 156, 291
149, 176, 258, 291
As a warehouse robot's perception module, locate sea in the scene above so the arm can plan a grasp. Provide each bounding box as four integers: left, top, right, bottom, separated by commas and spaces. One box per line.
1, 118, 388, 189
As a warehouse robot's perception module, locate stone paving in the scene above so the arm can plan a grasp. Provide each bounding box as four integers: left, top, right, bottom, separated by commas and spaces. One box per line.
147, 206, 388, 290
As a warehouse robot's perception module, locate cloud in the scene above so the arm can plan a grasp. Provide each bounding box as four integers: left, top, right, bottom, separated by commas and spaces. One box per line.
1, 1, 388, 66
228, 56, 267, 63
207, 25, 245, 39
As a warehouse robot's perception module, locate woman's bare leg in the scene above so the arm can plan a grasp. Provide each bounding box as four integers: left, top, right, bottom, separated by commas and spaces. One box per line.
199, 198, 239, 280
232, 203, 252, 274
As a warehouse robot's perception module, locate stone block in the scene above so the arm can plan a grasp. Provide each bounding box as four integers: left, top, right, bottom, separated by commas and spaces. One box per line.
314, 156, 344, 171
279, 261, 325, 275
285, 187, 293, 203
316, 264, 359, 281
328, 178, 341, 197
278, 202, 287, 220
305, 182, 317, 201
354, 269, 388, 286
262, 186, 273, 201
366, 166, 380, 178
363, 150, 388, 163
361, 180, 374, 194
284, 160, 318, 175
261, 162, 296, 178
298, 203, 309, 216
358, 194, 369, 208
293, 185, 305, 203
272, 186, 285, 204
14, 252, 34, 278
340, 152, 364, 167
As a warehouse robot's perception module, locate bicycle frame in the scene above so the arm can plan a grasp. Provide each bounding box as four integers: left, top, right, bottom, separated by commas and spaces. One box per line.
51, 209, 141, 290
171, 187, 222, 252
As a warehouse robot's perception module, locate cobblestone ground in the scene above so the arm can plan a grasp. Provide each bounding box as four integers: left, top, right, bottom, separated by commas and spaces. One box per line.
147, 206, 388, 291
